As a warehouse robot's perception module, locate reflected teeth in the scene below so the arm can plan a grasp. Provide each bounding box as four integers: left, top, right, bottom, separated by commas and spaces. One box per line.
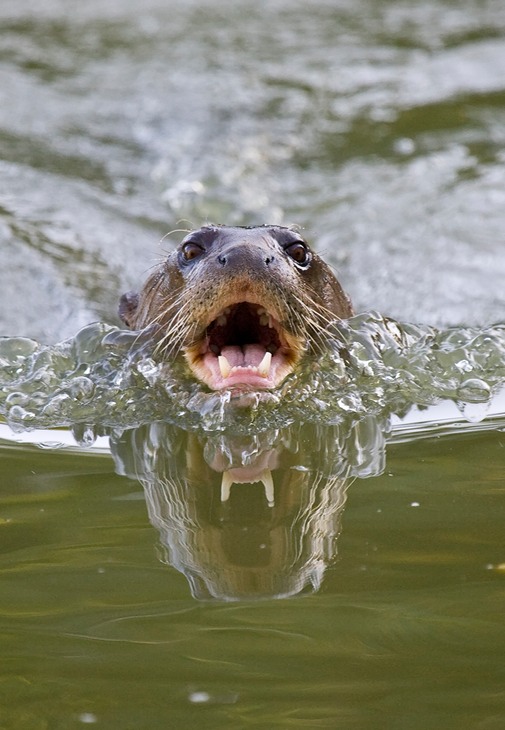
220, 469, 275, 507
257, 351, 272, 377
221, 470, 233, 503
260, 469, 275, 507
217, 351, 272, 380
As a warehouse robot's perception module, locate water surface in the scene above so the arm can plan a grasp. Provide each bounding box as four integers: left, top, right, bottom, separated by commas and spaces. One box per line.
1, 0, 505, 339
2, 425, 505, 729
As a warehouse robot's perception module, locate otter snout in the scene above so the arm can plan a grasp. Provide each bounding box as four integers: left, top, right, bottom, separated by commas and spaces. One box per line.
215, 241, 277, 273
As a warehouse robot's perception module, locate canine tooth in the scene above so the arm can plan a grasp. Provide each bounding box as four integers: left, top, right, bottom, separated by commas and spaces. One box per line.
217, 314, 227, 326
260, 469, 275, 507
257, 351, 272, 378
259, 314, 269, 326
218, 355, 232, 379
221, 471, 234, 502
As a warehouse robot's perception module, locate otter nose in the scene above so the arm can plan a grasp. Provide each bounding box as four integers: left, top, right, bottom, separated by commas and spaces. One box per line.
217, 245, 274, 268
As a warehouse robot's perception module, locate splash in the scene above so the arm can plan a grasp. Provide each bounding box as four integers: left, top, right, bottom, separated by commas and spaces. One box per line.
1, 313, 505, 441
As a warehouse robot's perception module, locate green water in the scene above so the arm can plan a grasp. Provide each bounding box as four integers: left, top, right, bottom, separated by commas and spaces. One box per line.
1, 427, 505, 729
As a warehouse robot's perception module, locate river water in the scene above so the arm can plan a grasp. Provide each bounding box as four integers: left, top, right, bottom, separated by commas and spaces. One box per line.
1, 1, 505, 728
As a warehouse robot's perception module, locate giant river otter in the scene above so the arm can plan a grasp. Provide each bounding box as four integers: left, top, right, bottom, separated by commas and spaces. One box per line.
119, 225, 353, 390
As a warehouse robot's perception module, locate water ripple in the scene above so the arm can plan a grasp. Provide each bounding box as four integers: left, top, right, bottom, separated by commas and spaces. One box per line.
1, 313, 505, 439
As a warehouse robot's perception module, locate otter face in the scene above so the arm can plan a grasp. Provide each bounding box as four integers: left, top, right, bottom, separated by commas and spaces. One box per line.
119, 226, 352, 391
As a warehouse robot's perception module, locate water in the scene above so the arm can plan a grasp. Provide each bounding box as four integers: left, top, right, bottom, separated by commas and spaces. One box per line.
2, 425, 505, 729
2, 0, 505, 340
2, 0, 505, 727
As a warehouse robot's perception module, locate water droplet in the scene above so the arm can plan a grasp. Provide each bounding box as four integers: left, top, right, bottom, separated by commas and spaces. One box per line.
457, 378, 491, 402
67, 376, 95, 401
7, 405, 35, 429
41, 392, 71, 418
456, 400, 491, 424
5, 391, 29, 407
71, 424, 97, 448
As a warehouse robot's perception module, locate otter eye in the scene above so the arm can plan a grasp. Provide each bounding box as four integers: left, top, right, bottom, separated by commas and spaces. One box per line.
285, 241, 310, 266
181, 242, 204, 261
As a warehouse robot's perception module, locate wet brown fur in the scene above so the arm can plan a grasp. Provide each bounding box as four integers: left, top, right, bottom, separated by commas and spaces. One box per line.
119, 225, 353, 360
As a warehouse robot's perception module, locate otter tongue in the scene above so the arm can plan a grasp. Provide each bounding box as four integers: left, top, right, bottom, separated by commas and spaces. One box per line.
220, 344, 268, 371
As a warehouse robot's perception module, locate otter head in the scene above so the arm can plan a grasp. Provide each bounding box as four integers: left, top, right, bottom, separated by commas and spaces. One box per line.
119, 225, 353, 390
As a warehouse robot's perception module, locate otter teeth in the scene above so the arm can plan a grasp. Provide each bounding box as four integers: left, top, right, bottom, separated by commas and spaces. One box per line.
257, 351, 272, 377
218, 351, 272, 380
216, 307, 231, 327
218, 354, 232, 379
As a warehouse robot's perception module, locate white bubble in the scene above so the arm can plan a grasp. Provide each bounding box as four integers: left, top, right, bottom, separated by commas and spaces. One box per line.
188, 692, 211, 704
78, 713, 97, 724
393, 137, 416, 155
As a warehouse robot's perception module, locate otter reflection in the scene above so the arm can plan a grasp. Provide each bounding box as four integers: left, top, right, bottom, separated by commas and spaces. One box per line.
109, 417, 386, 601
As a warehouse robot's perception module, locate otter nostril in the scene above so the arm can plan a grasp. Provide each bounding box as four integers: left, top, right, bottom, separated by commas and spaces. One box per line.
217, 249, 274, 267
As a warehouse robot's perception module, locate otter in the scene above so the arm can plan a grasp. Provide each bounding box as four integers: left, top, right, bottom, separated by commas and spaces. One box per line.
119, 225, 353, 390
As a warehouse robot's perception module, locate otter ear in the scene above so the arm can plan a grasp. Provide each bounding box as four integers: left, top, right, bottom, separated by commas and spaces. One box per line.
119, 291, 139, 328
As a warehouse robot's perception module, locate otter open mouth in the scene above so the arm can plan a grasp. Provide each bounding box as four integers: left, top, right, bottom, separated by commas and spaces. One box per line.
183, 302, 304, 390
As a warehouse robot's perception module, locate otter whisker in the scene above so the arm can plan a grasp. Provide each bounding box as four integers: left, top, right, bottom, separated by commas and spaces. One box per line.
288, 291, 330, 333
153, 312, 197, 359
287, 292, 339, 352
151, 294, 204, 355
293, 285, 344, 328
130, 297, 198, 354
139, 285, 196, 330
295, 288, 341, 326
159, 227, 192, 249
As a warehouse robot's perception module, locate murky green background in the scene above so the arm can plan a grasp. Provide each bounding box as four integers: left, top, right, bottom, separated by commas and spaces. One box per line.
1, 428, 505, 729
2, 0, 505, 727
